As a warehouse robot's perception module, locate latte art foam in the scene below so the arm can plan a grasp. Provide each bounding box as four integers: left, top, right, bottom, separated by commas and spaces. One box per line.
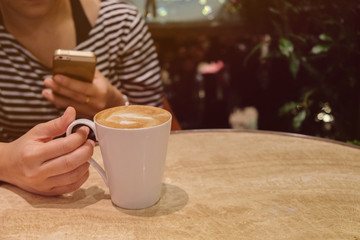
95, 105, 171, 129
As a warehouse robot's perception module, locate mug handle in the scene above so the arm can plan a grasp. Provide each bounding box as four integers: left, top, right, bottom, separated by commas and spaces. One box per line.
66, 119, 108, 186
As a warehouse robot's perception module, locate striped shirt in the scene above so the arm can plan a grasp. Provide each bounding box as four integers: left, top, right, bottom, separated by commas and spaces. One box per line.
0, 0, 163, 142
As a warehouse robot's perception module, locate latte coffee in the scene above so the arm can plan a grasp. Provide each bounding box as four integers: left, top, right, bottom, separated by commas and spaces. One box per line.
95, 105, 171, 129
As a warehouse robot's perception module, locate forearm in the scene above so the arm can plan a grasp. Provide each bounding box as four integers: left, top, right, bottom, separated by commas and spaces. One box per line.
117, 10, 164, 107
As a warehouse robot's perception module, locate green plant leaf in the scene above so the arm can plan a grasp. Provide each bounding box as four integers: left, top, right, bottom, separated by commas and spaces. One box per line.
284, 1, 300, 14
293, 109, 306, 129
268, 7, 280, 15
243, 41, 268, 66
289, 33, 306, 43
311, 45, 330, 54
347, 140, 360, 146
319, 34, 333, 42
289, 53, 300, 78
279, 101, 298, 116
279, 38, 294, 57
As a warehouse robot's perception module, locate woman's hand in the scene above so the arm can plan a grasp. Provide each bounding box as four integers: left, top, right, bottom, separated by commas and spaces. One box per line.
42, 70, 127, 118
0, 107, 94, 196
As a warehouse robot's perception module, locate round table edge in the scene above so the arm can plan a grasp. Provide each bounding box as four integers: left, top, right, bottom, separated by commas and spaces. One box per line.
170, 129, 360, 150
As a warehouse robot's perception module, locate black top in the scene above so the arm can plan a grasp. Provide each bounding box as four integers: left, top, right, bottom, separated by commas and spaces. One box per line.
70, 0, 92, 44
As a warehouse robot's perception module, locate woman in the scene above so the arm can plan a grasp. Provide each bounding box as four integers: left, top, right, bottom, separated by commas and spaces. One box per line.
0, 0, 163, 195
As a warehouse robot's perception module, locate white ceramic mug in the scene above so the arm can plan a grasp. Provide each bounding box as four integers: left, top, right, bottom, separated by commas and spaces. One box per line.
66, 106, 172, 209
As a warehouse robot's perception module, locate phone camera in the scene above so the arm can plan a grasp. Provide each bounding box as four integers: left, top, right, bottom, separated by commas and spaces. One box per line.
55, 56, 70, 61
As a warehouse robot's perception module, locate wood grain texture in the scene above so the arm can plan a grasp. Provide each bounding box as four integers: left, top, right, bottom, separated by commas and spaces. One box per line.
1, 131, 359, 239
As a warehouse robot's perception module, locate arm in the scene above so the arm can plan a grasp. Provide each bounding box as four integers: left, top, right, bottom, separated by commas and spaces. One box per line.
116, 11, 164, 107
0, 107, 94, 196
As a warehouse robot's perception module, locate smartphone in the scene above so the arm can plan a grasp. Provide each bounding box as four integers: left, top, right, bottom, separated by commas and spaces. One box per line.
53, 49, 97, 82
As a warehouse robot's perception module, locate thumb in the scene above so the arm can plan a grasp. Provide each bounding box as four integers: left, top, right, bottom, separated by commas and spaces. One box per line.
33, 107, 76, 140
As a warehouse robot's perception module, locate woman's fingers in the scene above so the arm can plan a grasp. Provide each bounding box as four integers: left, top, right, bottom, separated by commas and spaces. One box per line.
53, 75, 94, 95
4, 106, 96, 196
27, 126, 91, 163
48, 169, 90, 196
46, 162, 90, 192
42, 76, 106, 117
42, 90, 99, 117
34, 168, 90, 196
45, 75, 94, 97
41, 138, 94, 176
43, 70, 119, 118
30, 106, 76, 141
14, 134, 94, 195
43, 79, 91, 104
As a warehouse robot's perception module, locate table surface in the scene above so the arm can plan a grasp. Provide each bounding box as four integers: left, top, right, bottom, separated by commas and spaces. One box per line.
1, 130, 360, 240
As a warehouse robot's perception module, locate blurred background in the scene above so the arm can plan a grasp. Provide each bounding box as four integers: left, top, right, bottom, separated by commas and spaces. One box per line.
130, 0, 360, 144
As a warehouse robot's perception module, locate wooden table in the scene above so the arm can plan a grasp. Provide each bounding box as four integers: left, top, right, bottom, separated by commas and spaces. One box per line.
1, 130, 360, 239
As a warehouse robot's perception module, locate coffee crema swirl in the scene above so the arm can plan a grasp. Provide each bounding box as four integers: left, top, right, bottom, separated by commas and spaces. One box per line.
95, 105, 171, 129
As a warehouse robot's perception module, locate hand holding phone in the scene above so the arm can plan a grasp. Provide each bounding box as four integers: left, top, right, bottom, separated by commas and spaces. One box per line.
53, 49, 96, 82
45, 49, 124, 117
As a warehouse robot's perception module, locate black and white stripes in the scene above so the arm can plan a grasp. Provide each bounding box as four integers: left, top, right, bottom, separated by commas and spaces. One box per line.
0, 0, 163, 142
